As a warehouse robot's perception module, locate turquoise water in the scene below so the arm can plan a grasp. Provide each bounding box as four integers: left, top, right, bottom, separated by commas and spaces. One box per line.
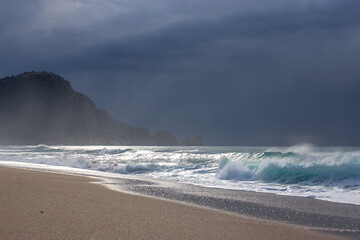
1, 144, 359, 205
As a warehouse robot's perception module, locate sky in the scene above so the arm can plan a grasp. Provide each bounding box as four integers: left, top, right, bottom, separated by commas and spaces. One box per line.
1, 0, 360, 146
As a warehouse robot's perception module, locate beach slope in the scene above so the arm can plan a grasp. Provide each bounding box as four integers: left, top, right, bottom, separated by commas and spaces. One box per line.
0, 167, 341, 239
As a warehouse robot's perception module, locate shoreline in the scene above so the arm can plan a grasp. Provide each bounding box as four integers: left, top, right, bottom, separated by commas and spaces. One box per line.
101, 170, 360, 239
1, 162, 360, 237
0, 167, 347, 239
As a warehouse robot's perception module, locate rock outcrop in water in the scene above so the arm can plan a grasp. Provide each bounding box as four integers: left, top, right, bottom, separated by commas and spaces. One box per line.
0, 72, 203, 146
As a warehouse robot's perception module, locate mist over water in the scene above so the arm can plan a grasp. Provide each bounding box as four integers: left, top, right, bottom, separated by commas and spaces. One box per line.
1, 145, 359, 205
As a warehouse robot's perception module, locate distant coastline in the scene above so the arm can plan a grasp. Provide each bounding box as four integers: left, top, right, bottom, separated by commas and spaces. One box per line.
0, 72, 203, 146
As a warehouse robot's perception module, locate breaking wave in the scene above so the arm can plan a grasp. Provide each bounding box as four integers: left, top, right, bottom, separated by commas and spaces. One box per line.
1, 144, 360, 204
216, 152, 360, 188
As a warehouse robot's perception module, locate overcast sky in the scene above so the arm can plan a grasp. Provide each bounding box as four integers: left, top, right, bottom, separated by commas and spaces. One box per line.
1, 0, 360, 145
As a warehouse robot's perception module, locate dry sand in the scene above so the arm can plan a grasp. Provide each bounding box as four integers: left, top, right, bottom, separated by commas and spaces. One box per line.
0, 167, 342, 239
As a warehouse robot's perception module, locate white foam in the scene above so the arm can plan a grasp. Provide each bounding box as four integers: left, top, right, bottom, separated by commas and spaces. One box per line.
0, 145, 359, 205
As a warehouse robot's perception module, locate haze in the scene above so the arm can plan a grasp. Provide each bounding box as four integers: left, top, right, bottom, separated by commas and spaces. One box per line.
1, 0, 359, 145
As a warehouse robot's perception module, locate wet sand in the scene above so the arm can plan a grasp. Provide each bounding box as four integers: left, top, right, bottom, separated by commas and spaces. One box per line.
117, 177, 360, 238
0, 167, 345, 239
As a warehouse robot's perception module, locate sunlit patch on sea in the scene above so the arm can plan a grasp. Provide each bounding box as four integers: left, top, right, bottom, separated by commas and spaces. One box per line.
1, 144, 359, 205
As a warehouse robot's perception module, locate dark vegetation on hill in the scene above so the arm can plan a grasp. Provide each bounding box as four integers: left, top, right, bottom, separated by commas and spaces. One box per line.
0, 72, 203, 146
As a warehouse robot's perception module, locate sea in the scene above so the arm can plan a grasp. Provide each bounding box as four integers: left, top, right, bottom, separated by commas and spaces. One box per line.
0, 144, 359, 205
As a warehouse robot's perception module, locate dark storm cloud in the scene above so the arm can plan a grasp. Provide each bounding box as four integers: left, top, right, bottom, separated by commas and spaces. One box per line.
47, 0, 360, 73
1, 0, 360, 145
0, 0, 38, 33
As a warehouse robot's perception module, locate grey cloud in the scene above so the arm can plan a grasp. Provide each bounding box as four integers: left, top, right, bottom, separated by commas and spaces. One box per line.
1, 0, 360, 145
0, 0, 40, 33
42, 0, 360, 72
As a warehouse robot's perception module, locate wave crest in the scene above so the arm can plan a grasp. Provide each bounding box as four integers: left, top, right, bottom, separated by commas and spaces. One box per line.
217, 150, 360, 187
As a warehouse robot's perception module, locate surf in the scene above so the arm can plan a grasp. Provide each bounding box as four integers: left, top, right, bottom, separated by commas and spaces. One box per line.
0, 145, 359, 205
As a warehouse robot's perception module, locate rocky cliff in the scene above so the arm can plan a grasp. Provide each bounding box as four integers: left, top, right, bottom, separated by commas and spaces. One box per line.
0, 72, 203, 145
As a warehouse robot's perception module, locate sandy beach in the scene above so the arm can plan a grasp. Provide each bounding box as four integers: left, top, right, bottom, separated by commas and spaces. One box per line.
0, 167, 344, 239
